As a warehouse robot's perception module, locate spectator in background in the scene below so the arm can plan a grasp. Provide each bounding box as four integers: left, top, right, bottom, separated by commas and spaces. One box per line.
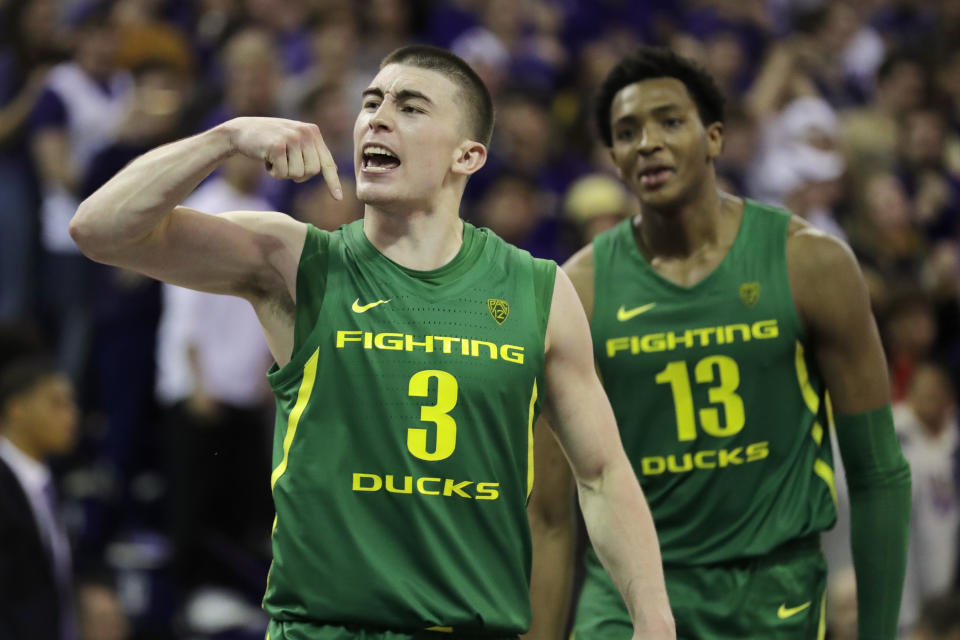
30, 8, 133, 386
851, 172, 926, 305
895, 106, 960, 242
474, 173, 564, 260
933, 45, 960, 174
883, 291, 937, 401
896, 363, 960, 635
244, 0, 313, 75
841, 50, 928, 183
75, 59, 192, 551
911, 593, 960, 640
0, 356, 81, 640
155, 154, 275, 604
0, 0, 66, 321
111, 0, 193, 74
562, 173, 636, 245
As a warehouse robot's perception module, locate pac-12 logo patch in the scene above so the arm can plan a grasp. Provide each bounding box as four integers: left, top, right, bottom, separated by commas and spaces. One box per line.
488, 299, 510, 325
739, 282, 760, 308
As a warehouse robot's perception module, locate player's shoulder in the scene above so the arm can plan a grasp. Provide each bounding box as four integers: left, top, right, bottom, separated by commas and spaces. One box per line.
785, 215, 859, 280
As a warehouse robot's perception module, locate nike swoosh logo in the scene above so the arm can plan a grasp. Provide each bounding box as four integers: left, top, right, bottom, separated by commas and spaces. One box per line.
777, 602, 811, 619
616, 303, 656, 321
352, 298, 391, 313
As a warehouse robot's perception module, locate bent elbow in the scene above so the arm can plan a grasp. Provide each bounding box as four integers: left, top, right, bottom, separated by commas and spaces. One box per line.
69, 202, 111, 262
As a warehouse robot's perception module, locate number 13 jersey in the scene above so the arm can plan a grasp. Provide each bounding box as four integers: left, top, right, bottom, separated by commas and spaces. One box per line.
263, 220, 556, 633
591, 200, 836, 567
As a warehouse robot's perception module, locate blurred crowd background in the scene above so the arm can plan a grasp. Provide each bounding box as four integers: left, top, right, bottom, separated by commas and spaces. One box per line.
1, 0, 960, 638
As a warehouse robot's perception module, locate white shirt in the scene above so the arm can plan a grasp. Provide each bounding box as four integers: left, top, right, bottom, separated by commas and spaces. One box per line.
895, 404, 960, 634
155, 178, 273, 407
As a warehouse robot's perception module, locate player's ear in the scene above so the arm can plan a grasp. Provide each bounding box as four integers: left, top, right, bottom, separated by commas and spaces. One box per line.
705, 122, 724, 161
452, 140, 487, 176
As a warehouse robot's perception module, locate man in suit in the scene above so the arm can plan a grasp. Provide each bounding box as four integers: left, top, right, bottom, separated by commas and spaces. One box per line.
0, 356, 80, 640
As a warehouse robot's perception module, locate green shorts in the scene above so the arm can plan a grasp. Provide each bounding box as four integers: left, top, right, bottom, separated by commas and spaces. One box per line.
573, 538, 827, 640
266, 620, 520, 640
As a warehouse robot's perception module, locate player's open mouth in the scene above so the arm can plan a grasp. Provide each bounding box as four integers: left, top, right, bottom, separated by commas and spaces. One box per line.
638, 166, 674, 188
362, 144, 401, 173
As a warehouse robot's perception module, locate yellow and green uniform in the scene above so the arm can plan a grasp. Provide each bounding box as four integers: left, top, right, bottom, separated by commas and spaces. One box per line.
263, 220, 556, 639
575, 200, 834, 639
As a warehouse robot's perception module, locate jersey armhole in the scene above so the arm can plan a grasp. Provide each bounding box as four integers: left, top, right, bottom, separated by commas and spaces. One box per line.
292, 224, 332, 355
532, 258, 558, 339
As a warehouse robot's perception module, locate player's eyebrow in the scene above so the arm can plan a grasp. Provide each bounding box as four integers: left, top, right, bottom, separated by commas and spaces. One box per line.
361, 87, 434, 105
613, 103, 684, 127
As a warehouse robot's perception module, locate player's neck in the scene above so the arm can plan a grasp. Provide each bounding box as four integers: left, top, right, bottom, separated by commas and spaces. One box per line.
636, 181, 728, 259
362, 203, 465, 271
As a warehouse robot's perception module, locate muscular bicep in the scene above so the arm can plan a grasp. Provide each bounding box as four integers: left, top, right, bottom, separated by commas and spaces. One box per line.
106, 207, 307, 301
543, 269, 626, 485
788, 228, 890, 413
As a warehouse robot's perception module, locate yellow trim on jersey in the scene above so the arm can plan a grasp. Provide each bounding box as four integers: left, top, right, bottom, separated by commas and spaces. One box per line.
814, 459, 837, 506
795, 342, 820, 415
817, 591, 827, 640
812, 421, 824, 446
527, 379, 539, 499
270, 348, 321, 491
427, 627, 454, 633
796, 342, 837, 504
264, 348, 320, 601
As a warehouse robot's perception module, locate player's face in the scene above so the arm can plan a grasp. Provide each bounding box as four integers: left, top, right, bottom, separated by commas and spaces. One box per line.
608, 77, 722, 210
353, 64, 471, 210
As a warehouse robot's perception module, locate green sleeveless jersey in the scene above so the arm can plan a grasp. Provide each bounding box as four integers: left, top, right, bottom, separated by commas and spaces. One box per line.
589, 200, 836, 568
262, 220, 556, 634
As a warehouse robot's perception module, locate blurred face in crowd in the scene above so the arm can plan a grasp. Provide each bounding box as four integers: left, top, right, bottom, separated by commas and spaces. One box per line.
354, 63, 485, 212
1, 374, 79, 461
478, 176, 541, 244
903, 109, 946, 169
908, 364, 955, 437
76, 24, 118, 82
864, 173, 912, 232
879, 60, 926, 115
608, 77, 723, 211
20, 0, 59, 51
223, 31, 278, 116
497, 97, 551, 173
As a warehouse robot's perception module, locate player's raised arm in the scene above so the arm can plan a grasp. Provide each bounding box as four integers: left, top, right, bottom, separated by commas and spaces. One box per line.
542, 268, 674, 639
69, 117, 342, 297
787, 223, 911, 640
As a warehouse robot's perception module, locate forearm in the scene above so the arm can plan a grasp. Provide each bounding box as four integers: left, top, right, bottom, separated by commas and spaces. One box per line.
525, 511, 575, 640
836, 407, 911, 640
578, 458, 673, 637
70, 123, 237, 257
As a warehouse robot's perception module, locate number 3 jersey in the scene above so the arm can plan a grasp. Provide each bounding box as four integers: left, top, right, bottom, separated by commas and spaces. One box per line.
262, 220, 556, 633
590, 200, 836, 568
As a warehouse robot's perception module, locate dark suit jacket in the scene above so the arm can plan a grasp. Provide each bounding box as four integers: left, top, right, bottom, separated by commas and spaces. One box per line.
0, 456, 61, 640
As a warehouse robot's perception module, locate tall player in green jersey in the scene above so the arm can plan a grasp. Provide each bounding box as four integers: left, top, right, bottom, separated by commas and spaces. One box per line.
70, 46, 675, 639
527, 47, 911, 640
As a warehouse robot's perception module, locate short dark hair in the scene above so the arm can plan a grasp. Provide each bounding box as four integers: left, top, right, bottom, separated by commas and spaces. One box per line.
0, 357, 59, 417
595, 46, 726, 147
380, 45, 495, 146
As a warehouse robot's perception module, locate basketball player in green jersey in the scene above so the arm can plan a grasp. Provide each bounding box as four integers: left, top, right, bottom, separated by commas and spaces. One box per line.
527, 47, 911, 640
69, 46, 675, 639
